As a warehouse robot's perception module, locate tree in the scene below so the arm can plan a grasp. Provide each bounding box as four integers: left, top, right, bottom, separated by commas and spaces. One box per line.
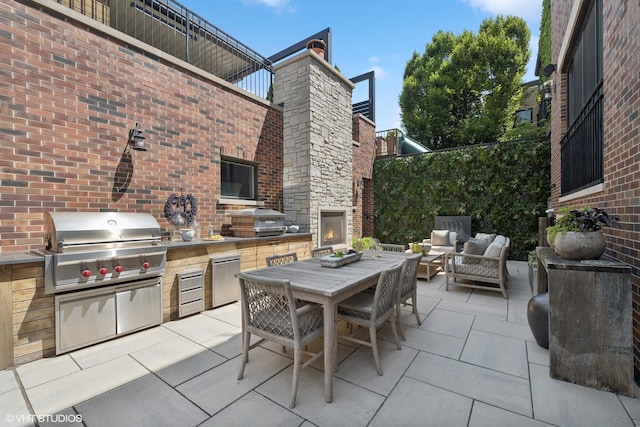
399, 16, 531, 150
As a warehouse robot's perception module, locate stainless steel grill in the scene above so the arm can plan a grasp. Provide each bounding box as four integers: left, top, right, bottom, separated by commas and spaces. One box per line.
43, 212, 167, 294
42, 211, 168, 354
229, 208, 286, 237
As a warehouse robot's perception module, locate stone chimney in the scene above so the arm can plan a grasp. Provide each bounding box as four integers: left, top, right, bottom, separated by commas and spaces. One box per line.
273, 50, 356, 248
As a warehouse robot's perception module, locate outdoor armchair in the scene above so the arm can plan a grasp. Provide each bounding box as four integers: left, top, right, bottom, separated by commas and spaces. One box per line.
445, 235, 510, 298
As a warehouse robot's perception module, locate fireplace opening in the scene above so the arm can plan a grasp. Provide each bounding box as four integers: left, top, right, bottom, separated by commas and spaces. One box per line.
319, 209, 347, 247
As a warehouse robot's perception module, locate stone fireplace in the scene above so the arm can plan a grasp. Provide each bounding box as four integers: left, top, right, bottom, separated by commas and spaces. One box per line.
274, 50, 356, 248
319, 207, 348, 247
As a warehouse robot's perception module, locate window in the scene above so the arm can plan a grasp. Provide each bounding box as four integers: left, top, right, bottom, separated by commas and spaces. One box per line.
221, 158, 256, 200
515, 108, 533, 125
560, 0, 603, 196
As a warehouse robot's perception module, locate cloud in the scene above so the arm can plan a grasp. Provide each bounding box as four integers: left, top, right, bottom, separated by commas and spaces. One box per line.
240, 0, 295, 13
369, 65, 388, 79
369, 56, 381, 64
461, 0, 542, 20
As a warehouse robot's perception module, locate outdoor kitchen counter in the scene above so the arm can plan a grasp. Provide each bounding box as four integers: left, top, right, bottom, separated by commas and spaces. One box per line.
1, 233, 313, 370
162, 232, 312, 249
0, 251, 45, 265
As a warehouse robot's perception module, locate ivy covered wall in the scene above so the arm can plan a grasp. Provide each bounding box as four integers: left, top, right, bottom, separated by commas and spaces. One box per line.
373, 137, 550, 260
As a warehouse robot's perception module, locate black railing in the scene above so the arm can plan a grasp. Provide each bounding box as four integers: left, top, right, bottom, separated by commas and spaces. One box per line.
560, 82, 604, 195
56, 0, 273, 99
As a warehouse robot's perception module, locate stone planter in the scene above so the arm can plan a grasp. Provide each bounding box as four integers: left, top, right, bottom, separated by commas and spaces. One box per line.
553, 231, 606, 260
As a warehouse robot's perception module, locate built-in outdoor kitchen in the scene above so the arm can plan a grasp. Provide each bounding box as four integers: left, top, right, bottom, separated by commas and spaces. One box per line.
0, 1, 377, 370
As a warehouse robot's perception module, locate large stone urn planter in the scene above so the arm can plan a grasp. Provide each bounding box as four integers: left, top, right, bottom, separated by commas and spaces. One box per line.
553, 231, 606, 260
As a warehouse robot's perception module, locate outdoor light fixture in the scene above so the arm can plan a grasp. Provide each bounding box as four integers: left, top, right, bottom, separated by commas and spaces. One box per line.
125, 123, 146, 153
542, 63, 557, 77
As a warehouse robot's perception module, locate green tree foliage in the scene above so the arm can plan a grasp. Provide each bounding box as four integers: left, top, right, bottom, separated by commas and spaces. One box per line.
373, 137, 550, 260
400, 16, 531, 150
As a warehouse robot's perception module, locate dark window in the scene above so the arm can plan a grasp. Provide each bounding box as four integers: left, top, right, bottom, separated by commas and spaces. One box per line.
515, 108, 533, 125
221, 158, 256, 200
561, 0, 603, 196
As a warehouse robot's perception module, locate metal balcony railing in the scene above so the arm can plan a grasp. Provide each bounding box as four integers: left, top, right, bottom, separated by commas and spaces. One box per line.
560, 82, 604, 195
56, 0, 273, 99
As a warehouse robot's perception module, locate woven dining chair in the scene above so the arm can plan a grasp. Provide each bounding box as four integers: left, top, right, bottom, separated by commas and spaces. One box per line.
311, 246, 334, 258
380, 243, 406, 252
396, 254, 423, 341
266, 252, 298, 267
336, 262, 403, 375
237, 272, 324, 408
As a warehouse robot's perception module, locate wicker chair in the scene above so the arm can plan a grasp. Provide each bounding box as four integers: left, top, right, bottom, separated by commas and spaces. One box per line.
336, 262, 403, 375
266, 252, 298, 267
396, 254, 423, 340
311, 246, 334, 258
445, 236, 510, 298
237, 272, 324, 408
380, 243, 406, 252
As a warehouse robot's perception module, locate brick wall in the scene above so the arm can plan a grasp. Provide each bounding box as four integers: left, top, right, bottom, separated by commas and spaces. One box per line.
0, 0, 282, 253
352, 114, 376, 238
549, 0, 640, 381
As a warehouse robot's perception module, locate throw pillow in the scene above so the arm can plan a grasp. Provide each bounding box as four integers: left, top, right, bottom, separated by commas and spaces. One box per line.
431, 230, 450, 246
483, 242, 502, 258
474, 233, 496, 242
492, 235, 507, 247
464, 238, 490, 255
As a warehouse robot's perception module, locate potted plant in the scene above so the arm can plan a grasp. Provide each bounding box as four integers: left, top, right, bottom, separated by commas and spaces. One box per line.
546, 206, 618, 260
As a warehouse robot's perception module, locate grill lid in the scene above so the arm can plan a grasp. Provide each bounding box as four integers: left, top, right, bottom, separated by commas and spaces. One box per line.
44, 212, 162, 252
228, 208, 285, 218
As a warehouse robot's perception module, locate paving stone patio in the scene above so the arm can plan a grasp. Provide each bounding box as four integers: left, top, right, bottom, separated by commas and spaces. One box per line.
2, 261, 640, 427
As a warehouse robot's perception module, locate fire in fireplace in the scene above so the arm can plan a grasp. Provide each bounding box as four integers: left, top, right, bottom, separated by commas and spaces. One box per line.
319, 208, 347, 246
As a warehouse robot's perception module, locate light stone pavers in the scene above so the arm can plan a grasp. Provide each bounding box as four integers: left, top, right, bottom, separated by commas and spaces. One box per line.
461, 329, 529, 378
200, 391, 305, 427
6, 261, 640, 426
176, 347, 291, 416
129, 335, 227, 387
334, 340, 419, 396
25, 355, 149, 416
75, 374, 209, 427
369, 376, 473, 427
15, 354, 80, 390
406, 351, 533, 417
256, 367, 385, 427
529, 362, 634, 427
419, 307, 475, 338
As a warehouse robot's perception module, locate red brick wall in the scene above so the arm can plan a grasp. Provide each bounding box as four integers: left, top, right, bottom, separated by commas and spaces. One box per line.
550, 0, 640, 380
352, 115, 376, 238
0, 0, 282, 252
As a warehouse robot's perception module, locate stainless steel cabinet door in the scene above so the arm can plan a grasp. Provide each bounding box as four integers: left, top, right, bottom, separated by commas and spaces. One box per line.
56, 288, 116, 354
115, 278, 162, 334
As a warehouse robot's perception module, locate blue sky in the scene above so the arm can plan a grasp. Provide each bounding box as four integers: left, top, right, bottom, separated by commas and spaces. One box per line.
176, 0, 542, 132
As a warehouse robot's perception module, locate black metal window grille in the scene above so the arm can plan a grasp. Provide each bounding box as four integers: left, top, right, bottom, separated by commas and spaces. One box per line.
561, 0, 603, 196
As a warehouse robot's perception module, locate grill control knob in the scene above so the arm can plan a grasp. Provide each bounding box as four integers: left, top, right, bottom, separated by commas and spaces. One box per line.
99, 267, 108, 275
142, 261, 151, 270
81, 269, 92, 278
114, 265, 123, 274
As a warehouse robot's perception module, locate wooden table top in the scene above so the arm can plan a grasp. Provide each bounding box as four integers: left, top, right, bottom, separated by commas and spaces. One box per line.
246, 250, 410, 298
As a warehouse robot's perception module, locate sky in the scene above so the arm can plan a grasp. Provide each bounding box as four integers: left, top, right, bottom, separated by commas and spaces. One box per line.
176, 0, 543, 133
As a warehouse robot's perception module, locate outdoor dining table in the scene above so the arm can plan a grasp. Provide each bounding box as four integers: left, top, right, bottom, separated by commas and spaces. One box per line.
245, 249, 412, 403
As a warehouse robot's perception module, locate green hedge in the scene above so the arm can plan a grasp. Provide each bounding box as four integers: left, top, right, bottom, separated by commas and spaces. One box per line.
373, 137, 550, 260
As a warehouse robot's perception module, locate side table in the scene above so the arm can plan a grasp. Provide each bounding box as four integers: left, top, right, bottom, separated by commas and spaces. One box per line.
406, 250, 445, 281
536, 247, 633, 396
